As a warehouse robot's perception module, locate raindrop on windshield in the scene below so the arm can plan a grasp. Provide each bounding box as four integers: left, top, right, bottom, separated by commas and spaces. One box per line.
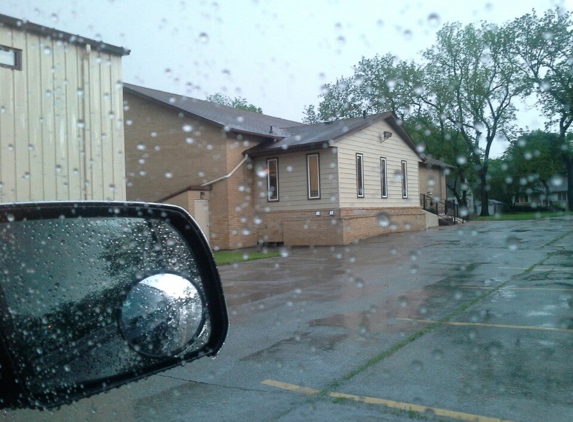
376, 212, 391, 227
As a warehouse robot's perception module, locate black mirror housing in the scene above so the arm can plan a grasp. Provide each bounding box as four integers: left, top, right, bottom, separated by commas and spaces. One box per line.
0, 202, 228, 409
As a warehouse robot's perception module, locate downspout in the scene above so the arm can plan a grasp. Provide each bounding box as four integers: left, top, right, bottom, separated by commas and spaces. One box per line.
201, 154, 249, 186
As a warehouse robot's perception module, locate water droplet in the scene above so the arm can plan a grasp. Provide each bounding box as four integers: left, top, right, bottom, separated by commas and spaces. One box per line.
432, 349, 443, 360
182, 124, 193, 132
0, 106, 5, 114
543, 31, 554, 40
77, 120, 85, 129
199, 32, 209, 43
237, 116, 244, 123
460, 206, 469, 217
165, 172, 173, 178
7, 214, 15, 222
64, 364, 71, 372
137, 144, 146, 151
280, 247, 290, 258
456, 155, 467, 165
376, 212, 391, 227
506, 236, 519, 251
55, 165, 62, 172
186, 137, 194, 144
43, 46, 52, 55
403, 29, 413, 40
253, 215, 262, 225
399, 296, 408, 307
411, 360, 423, 371
241, 228, 251, 236
410, 264, 419, 274
427, 13, 440, 27
256, 166, 267, 178
550, 175, 564, 187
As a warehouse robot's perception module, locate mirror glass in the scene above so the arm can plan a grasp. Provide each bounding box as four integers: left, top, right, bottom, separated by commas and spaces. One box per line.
0, 216, 212, 402
120, 273, 205, 357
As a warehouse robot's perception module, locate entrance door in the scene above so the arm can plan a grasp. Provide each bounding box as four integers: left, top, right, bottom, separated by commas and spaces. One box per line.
193, 199, 210, 244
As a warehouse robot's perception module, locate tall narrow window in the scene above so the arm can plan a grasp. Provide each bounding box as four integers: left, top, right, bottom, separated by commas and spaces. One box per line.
401, 160, 408, 198
307, 153, 320, 199
380, 157, 388, 198
356, 153, 364, 198
267, 158, 279, 201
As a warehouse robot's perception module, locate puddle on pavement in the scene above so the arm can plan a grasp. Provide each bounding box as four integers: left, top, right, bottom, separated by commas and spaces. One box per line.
239, 332, 349, 361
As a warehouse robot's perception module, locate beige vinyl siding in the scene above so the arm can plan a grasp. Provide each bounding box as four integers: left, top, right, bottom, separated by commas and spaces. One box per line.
0, 27, 125, 202
254, 149, 339, 211
337, 120, 421, 208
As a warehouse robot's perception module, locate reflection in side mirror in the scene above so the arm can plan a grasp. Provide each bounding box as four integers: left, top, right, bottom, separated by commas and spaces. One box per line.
0, 202, 228, 410
120, 273, 205, 358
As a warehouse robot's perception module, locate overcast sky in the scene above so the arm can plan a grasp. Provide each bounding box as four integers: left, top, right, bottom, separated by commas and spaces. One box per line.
1, 0, 572, 156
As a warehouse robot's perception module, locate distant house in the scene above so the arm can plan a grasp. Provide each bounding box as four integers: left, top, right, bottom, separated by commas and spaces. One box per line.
419, 157, 455, 202
0, 14, 130, 202
123, 84, 442, 249
514, 178, 568, 209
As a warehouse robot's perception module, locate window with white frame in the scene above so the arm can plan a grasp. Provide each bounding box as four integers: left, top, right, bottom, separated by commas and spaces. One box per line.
380, 157, 388, 198
0, 45, 22, 70
307, 153, 320, 199
401, 160, 408, 198
356, 153, 364, 198
267, 158, 279, 201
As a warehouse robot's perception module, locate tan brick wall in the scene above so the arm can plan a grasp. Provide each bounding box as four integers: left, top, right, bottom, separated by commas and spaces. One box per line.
340, 207, 426, 244
256, 206, 425, 247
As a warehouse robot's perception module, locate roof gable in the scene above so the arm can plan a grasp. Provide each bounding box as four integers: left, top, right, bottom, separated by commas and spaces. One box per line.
124, 83, 302, 137
244, 112, 421, 158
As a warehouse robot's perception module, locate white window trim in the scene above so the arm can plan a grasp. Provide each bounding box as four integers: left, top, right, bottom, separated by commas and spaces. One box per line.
0, 45, 22, 70
356, 153, 364, 198
401, 160, 408, 199
267, 158, 279, 202
380, 157, 388, 198
307, 153, 321, 200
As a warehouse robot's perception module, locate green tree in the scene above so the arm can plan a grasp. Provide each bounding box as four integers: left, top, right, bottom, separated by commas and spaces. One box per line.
206, 93, 263, 113
422, 22, 524, 216
504, 9, 573, 209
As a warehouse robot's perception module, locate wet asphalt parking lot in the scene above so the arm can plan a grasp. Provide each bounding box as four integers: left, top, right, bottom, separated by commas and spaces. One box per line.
5, 217, 573, 422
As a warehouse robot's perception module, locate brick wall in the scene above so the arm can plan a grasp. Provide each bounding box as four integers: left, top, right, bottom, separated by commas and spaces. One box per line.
257, 207, 426, 246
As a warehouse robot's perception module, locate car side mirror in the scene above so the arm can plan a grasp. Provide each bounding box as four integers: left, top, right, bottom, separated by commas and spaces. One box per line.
0, 202, 228, 409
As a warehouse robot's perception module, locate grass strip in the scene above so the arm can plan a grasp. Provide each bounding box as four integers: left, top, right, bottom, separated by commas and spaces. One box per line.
213, 250, 281, 266
478, 211, 572, 221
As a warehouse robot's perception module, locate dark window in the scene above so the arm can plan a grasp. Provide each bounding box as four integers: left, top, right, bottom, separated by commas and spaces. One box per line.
267, 158, 279, 201
380, 157, 387, 198
356, 153, 364, 198
0, 45, 22, 70
401, 160, 408, 198
307, 153, 320, 199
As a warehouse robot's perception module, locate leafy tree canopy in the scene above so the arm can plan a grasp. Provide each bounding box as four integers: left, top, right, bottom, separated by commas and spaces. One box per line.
206, 93, 263, 114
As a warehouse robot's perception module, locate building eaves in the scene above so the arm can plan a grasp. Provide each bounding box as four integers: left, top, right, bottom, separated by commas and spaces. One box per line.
0, 14, 130, 57
244, 112, 423, 159
123, 83, 302, 138
422, 156, 456, 169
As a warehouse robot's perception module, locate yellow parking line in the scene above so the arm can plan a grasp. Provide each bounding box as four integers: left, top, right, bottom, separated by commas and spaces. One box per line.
499, 266, 573, 272
460, 286, 573, 291
262, 379, 515, 422
397, 318, 573, 333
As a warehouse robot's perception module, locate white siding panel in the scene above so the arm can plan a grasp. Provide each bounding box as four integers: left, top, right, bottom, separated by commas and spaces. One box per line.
337, 120, 421, 208
254, 149, 339, 212
0, 28, 16, 201
0, 27, 126, 202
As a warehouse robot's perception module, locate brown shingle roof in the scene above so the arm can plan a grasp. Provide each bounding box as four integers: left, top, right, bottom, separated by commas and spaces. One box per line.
244, 112, 421, 157
124, 83, 302, 137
